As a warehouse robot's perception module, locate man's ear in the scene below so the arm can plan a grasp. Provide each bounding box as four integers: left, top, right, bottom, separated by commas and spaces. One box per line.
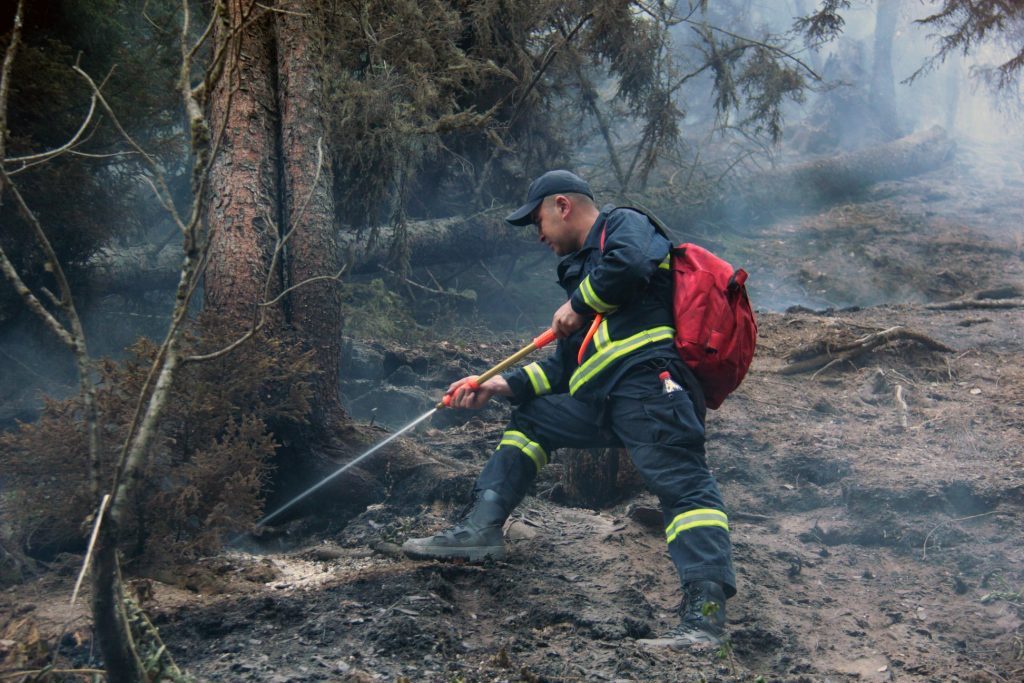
554, 194, 571, 218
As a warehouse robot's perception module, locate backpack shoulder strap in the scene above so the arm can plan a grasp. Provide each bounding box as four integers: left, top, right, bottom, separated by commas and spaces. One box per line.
604, 203, 677, 243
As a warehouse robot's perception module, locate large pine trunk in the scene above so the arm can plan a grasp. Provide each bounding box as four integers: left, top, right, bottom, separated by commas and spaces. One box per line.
200, 2, 360, 519
275, 2, 345, 423
204, 1, 346, 424
203, 0, 282, 332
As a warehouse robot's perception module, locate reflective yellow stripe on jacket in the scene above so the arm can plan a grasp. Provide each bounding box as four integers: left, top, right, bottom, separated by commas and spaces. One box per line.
569, 325, 675, 395
523, 362, 551, 396
499, 430, 548, 473
578, 275, 618, 314
594, 317, 611, 351
665, 509, 729, 544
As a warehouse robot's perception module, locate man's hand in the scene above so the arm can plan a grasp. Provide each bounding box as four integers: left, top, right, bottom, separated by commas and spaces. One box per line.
551, 299, 586, 339
446, 375, 512, 409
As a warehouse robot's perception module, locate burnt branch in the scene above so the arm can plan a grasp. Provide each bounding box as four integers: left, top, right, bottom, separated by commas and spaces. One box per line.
925, 298, 1024, 310
779, 326, 956, 376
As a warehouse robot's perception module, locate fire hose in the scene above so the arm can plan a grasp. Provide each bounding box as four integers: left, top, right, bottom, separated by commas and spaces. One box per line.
437, 328, 557, 409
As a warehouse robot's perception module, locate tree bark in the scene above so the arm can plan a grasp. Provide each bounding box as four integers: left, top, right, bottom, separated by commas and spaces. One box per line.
91, 528, 139, 683
275, 1, 345, 422
203, 0, 283, 333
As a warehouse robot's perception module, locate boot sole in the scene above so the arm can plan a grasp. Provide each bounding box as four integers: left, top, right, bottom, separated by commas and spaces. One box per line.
401, 542, 506, 562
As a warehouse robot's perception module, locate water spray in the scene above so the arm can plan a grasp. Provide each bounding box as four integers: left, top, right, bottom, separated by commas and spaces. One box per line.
247, 328, 558, 533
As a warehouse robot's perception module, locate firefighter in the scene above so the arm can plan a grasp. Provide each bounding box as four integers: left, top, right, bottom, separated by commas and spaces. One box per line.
402, 170, 735, 648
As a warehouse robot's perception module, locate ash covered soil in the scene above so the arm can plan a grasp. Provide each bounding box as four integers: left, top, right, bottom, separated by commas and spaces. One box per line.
3, 138, 1024, 682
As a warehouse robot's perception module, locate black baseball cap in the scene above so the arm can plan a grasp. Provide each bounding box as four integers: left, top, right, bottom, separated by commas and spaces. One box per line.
505, 170, 594, 226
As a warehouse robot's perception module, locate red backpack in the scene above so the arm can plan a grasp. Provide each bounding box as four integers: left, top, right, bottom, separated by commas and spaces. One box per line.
586, 208, 757, 409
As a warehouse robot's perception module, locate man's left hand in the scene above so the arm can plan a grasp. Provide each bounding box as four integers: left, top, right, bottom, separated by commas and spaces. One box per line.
552, 300, 586, 339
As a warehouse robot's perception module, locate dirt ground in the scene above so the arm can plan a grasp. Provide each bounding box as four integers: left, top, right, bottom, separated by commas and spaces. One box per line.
2, 135, 1023, 682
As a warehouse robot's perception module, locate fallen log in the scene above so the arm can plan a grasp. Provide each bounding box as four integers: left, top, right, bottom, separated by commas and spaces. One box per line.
337, 211, 534, 275
925, 298, 1024, 311
77, 128, 953, 295
86, 245, 184, 295
779, 325, 955, 375
924, 285, 1024, 310
81, 212, 536, 297
742, 125, 955, 212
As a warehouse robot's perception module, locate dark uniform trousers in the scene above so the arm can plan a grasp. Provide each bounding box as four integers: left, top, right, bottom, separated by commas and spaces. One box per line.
475, 361, 736, 598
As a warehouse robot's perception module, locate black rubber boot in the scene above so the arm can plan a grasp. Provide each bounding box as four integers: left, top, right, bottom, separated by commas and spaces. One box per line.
401, 489, 510, 562
638, 580, 727, 649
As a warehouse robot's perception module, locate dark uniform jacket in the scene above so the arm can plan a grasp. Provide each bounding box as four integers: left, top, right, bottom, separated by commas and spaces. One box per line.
504, 206, 679, 407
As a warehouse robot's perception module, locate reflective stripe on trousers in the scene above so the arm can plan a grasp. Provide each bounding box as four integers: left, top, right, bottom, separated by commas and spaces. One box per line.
474, 366, 735, 596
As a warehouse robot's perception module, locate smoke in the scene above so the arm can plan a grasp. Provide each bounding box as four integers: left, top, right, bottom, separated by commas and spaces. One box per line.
712, 2, 1024, 313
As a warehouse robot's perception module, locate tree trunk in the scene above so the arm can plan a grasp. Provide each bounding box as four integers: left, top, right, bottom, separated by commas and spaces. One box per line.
91, 528, 139, 683
870, 0, 901, 139
0, 534, 36, 586
85, 245, 182, 294
275, 1, 344, 422
203, 0, 283, 333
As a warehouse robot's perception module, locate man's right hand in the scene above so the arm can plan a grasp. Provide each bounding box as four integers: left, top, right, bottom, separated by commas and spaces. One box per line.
446, 375, 512, 409
552, 299, 586, 339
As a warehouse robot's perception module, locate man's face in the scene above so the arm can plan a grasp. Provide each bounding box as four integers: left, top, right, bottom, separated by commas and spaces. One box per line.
532, 197, 578, 256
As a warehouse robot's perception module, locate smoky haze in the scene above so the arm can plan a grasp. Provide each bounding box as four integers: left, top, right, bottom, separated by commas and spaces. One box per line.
2, 1, 1023, 429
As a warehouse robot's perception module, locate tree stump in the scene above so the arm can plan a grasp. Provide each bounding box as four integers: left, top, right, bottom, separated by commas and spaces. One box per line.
561, 447, 642, 509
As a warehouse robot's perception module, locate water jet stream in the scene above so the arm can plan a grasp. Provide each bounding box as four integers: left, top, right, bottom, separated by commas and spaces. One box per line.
248, 408, 438, 533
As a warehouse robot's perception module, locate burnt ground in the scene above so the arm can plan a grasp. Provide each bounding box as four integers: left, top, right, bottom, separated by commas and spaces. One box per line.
2, 135, 1024, 682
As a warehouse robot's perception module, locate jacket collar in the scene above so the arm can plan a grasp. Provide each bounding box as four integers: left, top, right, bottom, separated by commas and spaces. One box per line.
579, 208, 610, 251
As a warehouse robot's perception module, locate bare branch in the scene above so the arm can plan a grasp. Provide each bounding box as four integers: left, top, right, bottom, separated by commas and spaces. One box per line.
67, 149, 138, 160
779, 326, 956, 375
141, 174, 178, 219
71, 494, 111, 607
0, 247, 74, 347
1, 172, 73, 328
3, 93, 99, 167
255, 2, 311, 17
682, 18, 822, 81
0, 0, 25, 162
105, 0, 238, 498
141, 0, 173, 35
925, 298, 1024, 310
259, 267, 347, 308
186, 3, 219, 65
72, 65, 186, 232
